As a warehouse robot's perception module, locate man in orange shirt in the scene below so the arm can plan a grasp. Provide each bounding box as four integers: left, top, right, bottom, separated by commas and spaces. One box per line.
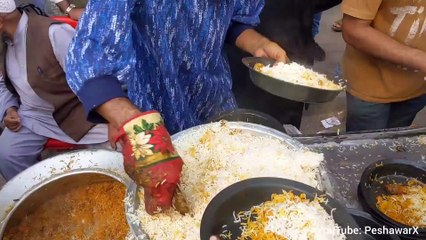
342, 0, 426, 131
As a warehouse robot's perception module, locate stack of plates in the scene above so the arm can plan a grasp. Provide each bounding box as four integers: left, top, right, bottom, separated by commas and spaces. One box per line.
358, 159, 426, 240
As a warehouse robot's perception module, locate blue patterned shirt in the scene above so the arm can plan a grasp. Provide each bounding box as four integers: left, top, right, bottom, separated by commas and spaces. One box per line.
66, 0, 264, 134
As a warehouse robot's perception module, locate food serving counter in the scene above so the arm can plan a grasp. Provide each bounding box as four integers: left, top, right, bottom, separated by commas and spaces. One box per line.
0, 123, 424, 240
295, 127, 426, 209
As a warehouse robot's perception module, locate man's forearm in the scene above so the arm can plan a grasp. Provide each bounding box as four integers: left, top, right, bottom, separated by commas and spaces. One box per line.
96, 98, 141, 129
235, 29, 288, 62
342, 14, 426, 72
56, 1, 83, 20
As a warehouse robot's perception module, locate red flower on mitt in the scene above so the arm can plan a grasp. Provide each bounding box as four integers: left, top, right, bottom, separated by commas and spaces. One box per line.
148, 124, 175, 155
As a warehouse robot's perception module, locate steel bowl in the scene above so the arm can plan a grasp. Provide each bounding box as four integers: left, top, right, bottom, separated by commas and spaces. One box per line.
126, 122, 334, 239
242, 57, 343, 103
0, 149, 133, 238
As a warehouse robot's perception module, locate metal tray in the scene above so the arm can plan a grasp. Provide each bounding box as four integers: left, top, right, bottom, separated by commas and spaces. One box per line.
0, 149, 131, 237
242, 57, 343, 103
126, 121, 334, 240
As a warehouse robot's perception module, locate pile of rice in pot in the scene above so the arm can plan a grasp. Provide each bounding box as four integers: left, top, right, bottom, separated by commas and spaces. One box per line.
126, 122, 325, 240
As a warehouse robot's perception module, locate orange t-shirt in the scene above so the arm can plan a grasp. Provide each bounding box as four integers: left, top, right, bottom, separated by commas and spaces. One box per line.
342, 0, 426, 103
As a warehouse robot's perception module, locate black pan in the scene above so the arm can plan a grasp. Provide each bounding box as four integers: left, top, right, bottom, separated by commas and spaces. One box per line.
242, 57, 343, 103
357, 186, 425, 240
358, 159, 426, 238
200, 177, 362, 240
347, 208, 400, 240
358, 186, 426, 240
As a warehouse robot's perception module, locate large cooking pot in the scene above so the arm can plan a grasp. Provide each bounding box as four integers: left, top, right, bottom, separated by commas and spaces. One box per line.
0, 149, 131, 238
126, 122, 335, 239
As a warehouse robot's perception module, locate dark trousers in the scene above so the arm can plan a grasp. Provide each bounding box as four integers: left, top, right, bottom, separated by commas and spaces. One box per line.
346, 93, 426, 132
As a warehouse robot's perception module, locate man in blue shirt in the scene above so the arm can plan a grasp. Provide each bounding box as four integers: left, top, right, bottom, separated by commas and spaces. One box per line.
66, 0, 287, 214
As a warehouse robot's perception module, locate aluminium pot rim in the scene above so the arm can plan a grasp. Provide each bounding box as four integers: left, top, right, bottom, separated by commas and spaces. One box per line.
0, 149, 130, 237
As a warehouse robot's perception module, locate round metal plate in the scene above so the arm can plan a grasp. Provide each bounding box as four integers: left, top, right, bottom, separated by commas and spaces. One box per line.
126, 121, 332, 240
358, 159, 426, 237
200, 177, 361, 240
242, 57, 343, 103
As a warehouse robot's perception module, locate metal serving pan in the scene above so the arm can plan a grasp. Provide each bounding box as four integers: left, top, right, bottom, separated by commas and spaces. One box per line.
125, 121, 334, 239
242, 57, 343, 103
0, 149, 132, 238
358, 159, 426, 239
201, 178, 362, 240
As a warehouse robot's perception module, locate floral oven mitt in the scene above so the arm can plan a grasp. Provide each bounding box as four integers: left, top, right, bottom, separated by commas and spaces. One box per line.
115, 111, 188, 215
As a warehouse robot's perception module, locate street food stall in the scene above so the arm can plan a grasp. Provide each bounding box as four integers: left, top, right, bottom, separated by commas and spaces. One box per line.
297, 127, 426, 209
1, 0, 424, 239
0, 121, 424, 240
0, 51, 425, 239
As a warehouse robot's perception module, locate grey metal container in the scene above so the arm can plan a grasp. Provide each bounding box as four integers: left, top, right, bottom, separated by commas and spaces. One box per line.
242, 57, 343, 103
0, 149, 133, 238
126, 122, 334, 239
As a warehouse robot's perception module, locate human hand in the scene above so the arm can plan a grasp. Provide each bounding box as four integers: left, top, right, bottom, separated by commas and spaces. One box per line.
68, 8, 84, 21
253, 40, 289, 63
55, 1, 84, 20
114, 111, 188, 215
236, 29, 289, 63
97, 98, 188, 214
108, 123, 120, 150
3, 107, 21, 132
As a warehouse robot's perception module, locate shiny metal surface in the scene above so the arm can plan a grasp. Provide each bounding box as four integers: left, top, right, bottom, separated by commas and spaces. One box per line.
126, 122, 332, 240
2, 172, 125, 235
172, 121, 304, 149
0, 149, 131, 237
242, 57, 343, 103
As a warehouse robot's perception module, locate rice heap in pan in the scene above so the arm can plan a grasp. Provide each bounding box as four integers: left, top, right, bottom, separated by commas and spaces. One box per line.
377, 179, 426, 227
233, 191, 346, 240
127, 121, 325, 240
254, 62, 343, 91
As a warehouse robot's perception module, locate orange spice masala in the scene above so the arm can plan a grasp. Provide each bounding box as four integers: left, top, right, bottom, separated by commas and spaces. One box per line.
376, 180, 426, 227
4, 181, 129, 240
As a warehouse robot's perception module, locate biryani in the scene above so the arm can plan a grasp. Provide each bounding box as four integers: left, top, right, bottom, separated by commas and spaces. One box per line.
127, 121, 325, 240
376, 179, 426, 227
254, 62, 343, 91
3, 181, 129, 240
230, 191, 346, 240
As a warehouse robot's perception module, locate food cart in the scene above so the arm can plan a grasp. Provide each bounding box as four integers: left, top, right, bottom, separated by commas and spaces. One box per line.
0, 121, 424, 240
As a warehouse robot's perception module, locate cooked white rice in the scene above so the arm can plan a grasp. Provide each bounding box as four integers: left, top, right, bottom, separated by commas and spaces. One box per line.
126, 122, 324, 240
258, 62, 343, 91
